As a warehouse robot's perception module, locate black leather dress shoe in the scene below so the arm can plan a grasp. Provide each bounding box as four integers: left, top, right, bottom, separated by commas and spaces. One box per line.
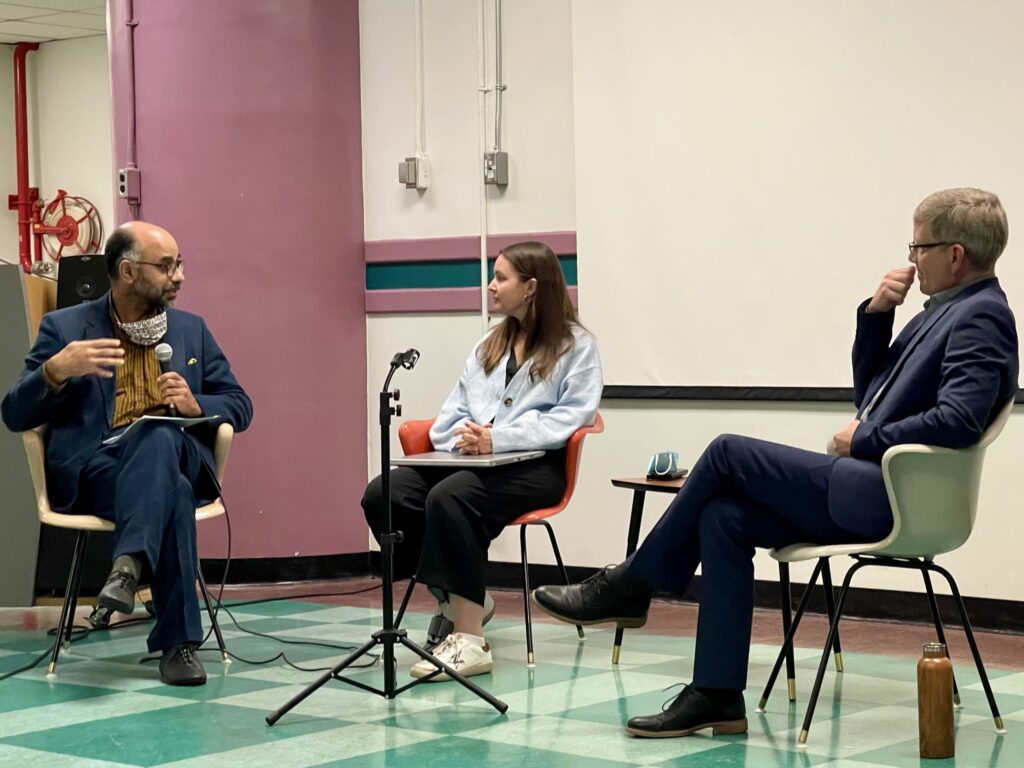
160, 645, 207, 686
532, 566, 651, 628
97, 569, 138, 615
627, 685, 747, 738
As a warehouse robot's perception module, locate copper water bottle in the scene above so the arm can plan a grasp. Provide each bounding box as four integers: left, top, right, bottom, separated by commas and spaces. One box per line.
918, 642, 954, 759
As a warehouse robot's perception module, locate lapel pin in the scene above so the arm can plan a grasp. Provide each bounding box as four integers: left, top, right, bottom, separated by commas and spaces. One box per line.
187, 357, 197, 366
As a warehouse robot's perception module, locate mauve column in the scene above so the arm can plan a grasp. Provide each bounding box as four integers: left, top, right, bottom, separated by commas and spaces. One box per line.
108, 0, 368, 561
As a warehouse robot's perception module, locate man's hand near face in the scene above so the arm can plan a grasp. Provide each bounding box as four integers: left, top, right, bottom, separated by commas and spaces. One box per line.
867, 267, 916, 313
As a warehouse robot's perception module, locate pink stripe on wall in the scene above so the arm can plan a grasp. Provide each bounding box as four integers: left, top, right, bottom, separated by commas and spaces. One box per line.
364, 231, 577, 263
366, 286, 579, 314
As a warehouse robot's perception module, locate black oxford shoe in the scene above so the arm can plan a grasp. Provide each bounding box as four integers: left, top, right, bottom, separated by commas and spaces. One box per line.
97, 568, 138, 615
627, 685, 747, 738
160, 645, 207, 686
532, 566, 650, 628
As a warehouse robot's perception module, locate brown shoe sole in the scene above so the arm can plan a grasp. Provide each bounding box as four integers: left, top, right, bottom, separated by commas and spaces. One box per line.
530, 591, 647, 629
626, 718, 748, 738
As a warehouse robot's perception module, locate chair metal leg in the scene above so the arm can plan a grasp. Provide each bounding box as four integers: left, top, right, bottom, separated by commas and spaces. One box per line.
778, 563, 797, 702
48, 531, 89, 676
759, 559, 822, 710
799, 559, 865, 745
921, 567, 960, 706
520, 525, 536, 667
541, 522, 584, 640
929, 562, 1004, 732
820, 559, 844, 673
197, 567, 229, 663
395, 575, 418, 630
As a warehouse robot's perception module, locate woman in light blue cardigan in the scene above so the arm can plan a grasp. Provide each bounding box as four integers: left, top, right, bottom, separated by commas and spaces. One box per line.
362, 241, 602, 682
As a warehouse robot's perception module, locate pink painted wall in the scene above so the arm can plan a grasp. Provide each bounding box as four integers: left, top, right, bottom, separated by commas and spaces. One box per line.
109, 0, 367, 559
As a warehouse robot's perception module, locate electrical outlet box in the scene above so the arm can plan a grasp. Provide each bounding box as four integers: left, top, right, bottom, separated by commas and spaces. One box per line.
117, 168, 141, 200
484, 151, 508, 186
398, 154, 430, 190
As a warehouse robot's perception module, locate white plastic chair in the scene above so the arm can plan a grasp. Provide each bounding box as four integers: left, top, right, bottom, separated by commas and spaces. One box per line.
758, 398, 1015, 744
23, 423, 234, 675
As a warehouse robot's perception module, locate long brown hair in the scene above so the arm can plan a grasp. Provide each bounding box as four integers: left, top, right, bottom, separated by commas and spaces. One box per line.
478, 241, 580, 381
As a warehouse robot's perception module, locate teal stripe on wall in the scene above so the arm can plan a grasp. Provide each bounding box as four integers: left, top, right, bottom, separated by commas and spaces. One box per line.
366, 256, 578, 290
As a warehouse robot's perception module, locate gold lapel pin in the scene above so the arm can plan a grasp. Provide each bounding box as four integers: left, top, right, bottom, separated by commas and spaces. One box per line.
187, 357, 198, 366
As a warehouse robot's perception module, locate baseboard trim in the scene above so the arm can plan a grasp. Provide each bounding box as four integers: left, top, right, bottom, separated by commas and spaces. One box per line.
200, 552, 374, 585
197, 553, 1024, 634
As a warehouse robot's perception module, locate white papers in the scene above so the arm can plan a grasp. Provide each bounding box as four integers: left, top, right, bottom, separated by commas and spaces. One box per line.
102, 414, 219, 445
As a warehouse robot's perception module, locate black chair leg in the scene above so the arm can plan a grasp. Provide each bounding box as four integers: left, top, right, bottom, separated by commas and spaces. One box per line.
48, 531, 89, 675
395, 575, 418, 630
778, 563, 797, 702
820, 559, 844, 673
921, 567, 960, 706
520, 525, 535, 666
799, 560, 864, 745
197, 566, 229, 663
759, 559, 822, 710
930, 562, 1004, 732
541, 521, 584, 640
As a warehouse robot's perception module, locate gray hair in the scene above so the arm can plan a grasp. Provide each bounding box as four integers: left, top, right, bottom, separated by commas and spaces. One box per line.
914, 188, 1008, 272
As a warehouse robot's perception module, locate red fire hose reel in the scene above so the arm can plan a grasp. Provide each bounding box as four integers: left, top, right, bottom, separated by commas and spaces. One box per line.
31, 189, 104, 265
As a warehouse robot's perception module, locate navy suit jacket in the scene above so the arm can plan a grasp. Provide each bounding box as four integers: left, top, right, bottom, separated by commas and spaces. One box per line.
827, 277, 1018, 535
1, 294, 253, 512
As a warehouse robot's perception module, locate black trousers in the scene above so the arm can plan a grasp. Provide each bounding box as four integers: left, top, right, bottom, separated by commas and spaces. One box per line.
362, 450, 566, 605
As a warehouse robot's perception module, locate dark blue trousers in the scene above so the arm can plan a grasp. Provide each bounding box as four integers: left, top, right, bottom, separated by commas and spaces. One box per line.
623, 434, 892, 691
76, 423, 208, 652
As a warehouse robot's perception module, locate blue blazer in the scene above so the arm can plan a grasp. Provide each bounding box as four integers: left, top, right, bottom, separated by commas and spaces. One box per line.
828, 277, 1018, 535
1, 294, 253, 512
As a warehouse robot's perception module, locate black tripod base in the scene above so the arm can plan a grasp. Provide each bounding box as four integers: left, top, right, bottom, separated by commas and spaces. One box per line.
265, 627, 507, 725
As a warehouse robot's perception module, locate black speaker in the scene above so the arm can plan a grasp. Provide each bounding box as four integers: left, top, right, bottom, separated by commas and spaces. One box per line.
56, 254, 109, 309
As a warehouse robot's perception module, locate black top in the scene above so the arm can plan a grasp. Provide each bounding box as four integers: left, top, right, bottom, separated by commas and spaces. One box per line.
505, 346, 521, 388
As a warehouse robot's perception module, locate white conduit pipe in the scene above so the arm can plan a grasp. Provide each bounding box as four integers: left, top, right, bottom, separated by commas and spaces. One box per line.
477, 0, 490, 332
413, 0, 425, 156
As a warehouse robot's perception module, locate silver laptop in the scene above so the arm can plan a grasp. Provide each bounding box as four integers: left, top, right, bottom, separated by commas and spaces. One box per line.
391, 450, 545, 468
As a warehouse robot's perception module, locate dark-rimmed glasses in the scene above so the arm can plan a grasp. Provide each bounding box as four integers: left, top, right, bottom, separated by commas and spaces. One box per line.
136, 259, 184, 277
908, 242, 954, 256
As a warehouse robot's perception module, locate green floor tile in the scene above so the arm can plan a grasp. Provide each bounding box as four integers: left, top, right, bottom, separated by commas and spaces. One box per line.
1, 702, 341, 766
0, 601, 1020, 768
313, 734, 638, 768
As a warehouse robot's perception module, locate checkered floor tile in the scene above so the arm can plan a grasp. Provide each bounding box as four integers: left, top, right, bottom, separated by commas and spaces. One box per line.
0, 600, 1019, 767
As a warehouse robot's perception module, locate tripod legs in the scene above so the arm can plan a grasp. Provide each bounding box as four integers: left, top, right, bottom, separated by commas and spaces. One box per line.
265, 628, 507, 726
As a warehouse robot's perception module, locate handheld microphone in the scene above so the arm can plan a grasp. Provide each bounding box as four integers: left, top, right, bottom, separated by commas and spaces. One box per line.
154, 343, 176, 415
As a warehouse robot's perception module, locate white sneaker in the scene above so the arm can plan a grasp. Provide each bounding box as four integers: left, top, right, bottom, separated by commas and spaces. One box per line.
410, 633, 493, 682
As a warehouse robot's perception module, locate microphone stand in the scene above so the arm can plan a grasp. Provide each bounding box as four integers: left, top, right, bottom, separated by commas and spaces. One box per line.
267, 354, 507, 726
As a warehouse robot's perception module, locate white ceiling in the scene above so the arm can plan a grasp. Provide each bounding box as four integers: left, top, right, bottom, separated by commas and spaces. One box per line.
0, 1, 105, 45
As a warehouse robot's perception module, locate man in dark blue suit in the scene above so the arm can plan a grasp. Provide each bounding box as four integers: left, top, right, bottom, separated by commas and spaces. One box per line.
2, 221, 253, 685
533, 188, 1018, 737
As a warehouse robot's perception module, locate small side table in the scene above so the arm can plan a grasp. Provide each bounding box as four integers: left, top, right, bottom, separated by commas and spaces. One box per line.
609, 476, 685, 664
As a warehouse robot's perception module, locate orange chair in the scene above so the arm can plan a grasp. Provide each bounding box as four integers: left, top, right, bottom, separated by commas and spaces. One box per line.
397, 412, 604, 665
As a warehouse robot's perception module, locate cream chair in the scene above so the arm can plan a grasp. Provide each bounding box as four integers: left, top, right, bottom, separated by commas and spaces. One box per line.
23, 423, 234, 675
757, 398, 1015, 744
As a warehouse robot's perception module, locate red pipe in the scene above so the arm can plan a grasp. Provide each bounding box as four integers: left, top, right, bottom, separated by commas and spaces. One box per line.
12, 42, 40, 273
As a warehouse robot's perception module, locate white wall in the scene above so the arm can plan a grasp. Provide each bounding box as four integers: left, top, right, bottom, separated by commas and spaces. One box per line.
360, 0, 1024, 603
0, 37, 112, 268
359, 0, 576, 240
1, 44, 21, 266
27, 35, 114, 258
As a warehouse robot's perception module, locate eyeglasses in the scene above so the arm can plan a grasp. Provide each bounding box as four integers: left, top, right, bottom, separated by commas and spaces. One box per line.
136, 259, 185, 277
908, 242, 954, 256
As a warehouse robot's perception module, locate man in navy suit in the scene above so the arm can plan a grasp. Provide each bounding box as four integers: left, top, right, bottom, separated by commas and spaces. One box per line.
533, 188, 1018, 737
2, 221, 253, 685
